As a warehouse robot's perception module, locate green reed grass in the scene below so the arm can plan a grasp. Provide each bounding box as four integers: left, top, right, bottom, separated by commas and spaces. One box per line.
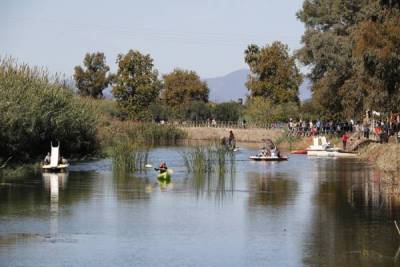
182, 143, 236, 201
0, 57, 98, 162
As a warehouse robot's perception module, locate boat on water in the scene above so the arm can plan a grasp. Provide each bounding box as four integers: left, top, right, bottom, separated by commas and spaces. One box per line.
249, 155, 288, 161
291, 149, 307, 155
306, 136, 331, 155
307, 136, 357, 158
250, 138, 288, 161
41, 142, 69, 172
157, 171, 171, 181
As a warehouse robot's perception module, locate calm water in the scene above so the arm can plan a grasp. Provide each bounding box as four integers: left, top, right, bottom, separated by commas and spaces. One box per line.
1, 146, 400, 267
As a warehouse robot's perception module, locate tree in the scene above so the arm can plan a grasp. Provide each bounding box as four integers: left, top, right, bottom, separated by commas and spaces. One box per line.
244, 41, 302, 104
162, 69, 209, 107
74, 52, 111, 98
213, 102, 242, 122
112, 50, 162, 120
184, 101, 211, 122
297, 0, 400, 118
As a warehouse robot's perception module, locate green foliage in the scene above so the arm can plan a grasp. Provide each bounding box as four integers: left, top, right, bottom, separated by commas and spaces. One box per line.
244, 97, 299, 124
111, 139, 149, 173
183, 101, 212, 122
149, 101, 172, 121
213, 102, 242, 122
112, 50, 162, 120
74, 52, 111, 98
244, 41, 302, 104
182, 144, 234, 174
0, 58, 98, 162
162, 69, 209, 107
297, 0, 400, 119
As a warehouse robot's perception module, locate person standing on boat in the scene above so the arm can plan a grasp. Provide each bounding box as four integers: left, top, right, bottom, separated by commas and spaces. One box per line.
341, 133, 349, 151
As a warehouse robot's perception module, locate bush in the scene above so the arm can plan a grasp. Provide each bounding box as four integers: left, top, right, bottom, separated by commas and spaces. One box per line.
0, 58, 98, 162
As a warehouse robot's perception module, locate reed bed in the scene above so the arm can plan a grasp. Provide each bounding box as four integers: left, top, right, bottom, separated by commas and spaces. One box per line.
110, 137, 150, 173
182, 143, 236, 200
0, 57, 98, 162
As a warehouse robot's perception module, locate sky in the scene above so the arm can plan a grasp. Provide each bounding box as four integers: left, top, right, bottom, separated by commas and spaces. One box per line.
0, 0, 305, 79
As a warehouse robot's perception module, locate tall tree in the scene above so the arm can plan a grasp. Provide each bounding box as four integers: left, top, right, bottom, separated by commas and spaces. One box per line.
244, 41, 302, 104
112, 50, 162, 119
297, 0, 400, 118
74, 52, 111, 98
162, 69, 209, 107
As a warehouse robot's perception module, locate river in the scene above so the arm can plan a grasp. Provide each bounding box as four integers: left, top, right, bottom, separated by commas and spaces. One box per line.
1, 146, 400, 266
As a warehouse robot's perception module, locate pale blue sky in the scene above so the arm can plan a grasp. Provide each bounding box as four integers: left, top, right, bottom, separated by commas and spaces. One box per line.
1, 0, 305, 78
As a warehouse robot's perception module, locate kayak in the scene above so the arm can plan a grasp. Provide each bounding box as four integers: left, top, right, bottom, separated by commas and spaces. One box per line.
157, 171, 171, 181
290, 149, 307, 155
249, 156, 288, 161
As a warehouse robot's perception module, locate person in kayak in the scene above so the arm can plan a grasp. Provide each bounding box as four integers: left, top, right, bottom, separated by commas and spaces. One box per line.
159, 162, 168, 173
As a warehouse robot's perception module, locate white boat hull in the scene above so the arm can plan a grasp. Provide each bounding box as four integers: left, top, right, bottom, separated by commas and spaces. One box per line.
307, 150, 357, 158
42, 164, 69, 172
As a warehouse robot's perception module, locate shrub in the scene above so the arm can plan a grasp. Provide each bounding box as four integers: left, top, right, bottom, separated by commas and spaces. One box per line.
0, 58, 98, 162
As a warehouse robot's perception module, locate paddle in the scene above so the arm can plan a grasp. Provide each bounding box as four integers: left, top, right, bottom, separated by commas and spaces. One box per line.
154, 167, 174, 174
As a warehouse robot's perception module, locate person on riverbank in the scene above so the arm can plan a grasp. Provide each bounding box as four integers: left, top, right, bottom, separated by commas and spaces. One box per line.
341, 133, 349, 151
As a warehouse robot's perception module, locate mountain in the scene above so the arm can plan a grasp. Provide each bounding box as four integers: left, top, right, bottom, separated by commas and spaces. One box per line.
206, 69, 249, 103
205, 69, 312, 103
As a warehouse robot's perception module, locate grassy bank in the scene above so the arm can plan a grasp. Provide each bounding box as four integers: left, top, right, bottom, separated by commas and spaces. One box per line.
0, 58, 98, 164
359, 143, 400, 177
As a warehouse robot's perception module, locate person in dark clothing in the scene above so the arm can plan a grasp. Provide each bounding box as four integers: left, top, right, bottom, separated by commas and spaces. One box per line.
228, 130, 236, 149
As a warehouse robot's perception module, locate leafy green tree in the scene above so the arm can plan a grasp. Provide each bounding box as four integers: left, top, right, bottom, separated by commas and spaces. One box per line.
213, 102, 242, 122
112, 50, 162, 120
297, 0, 400, 118
184, 101, 211, 122
162, 69, 209, 107
244, 41, 302, 104
244, 97, 299, 124
74, 52, 111, 98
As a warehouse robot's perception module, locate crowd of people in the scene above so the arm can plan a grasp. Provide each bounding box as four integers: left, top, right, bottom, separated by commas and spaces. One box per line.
288, 119, 355, 137
288, 115, 400, 144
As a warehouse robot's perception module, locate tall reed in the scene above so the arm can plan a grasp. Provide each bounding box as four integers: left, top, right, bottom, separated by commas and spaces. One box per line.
0, 57, 98, 162
182, 143, 236, 200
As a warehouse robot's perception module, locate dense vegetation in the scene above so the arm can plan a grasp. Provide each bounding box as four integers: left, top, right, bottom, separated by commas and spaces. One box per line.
0, 58, 98, 162
297, 0, 400, 120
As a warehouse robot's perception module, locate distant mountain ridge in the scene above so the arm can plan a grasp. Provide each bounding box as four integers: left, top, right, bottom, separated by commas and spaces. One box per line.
205, 69, 312, 103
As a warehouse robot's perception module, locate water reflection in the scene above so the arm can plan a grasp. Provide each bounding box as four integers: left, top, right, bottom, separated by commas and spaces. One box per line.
246, 172, 298, 207
42, 172, 68, 238
303, 159, 400, 266
112, 169, 152, 201
190, 164, 236, 202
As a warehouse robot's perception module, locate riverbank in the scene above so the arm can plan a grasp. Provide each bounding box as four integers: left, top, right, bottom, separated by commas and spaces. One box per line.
359, 143, 400, 178
179, 126, 343, 151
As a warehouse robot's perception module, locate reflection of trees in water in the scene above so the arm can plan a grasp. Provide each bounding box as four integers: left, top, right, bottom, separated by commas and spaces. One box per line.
112, 168, 152, 201
191, 157, 236, 203
303, 159, 400, 266
246, 172, 298, 207
0, 171, 95, 217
